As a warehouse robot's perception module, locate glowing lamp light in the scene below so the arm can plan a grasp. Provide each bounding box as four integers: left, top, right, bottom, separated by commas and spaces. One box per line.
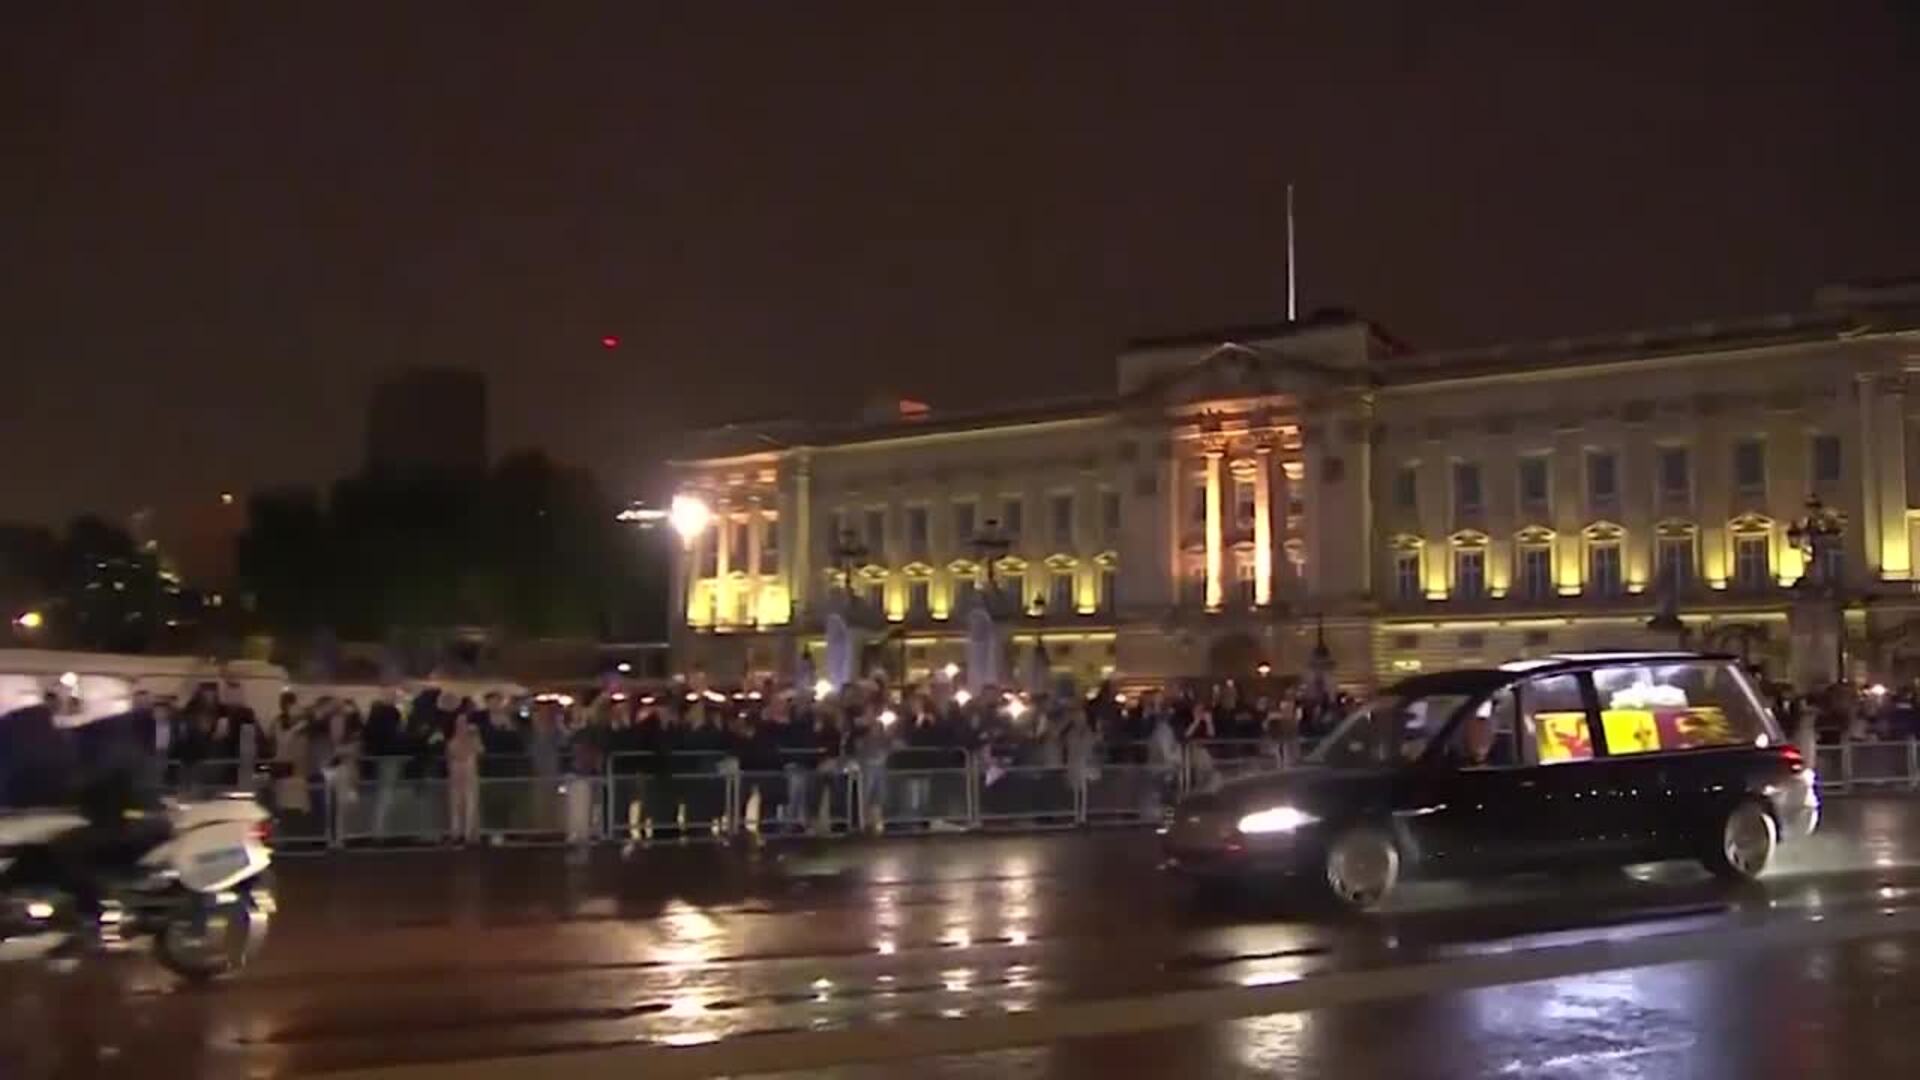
942, 662, 961, 680
58, 671, 79, 690
1005, 697, 1029, 720
13, 611, 44, 631
878, 709, 898, 728
601, 335, 621, 349
813, 678, 834, 699
219, 492, 236, 506
954, 689, 973, 705
669, 494, 713, 544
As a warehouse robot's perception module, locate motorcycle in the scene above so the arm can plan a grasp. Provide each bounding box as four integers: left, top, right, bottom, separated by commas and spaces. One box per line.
0, 794, 276, 980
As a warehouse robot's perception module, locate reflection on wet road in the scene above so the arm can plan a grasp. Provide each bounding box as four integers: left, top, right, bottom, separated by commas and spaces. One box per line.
6, 798, 1920, 1078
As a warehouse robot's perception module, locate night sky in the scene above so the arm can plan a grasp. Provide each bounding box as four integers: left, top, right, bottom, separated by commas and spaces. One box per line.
5, 2, 1917, 524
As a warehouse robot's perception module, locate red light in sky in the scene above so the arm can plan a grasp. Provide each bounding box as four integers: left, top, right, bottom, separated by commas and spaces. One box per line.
601, 335, 620, 349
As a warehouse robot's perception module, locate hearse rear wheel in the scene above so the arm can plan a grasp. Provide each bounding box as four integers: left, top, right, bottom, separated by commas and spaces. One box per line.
1702, 800, 1777, 883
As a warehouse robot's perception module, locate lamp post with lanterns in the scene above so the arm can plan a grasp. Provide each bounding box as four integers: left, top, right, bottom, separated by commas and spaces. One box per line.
968, 519, 1013, 616
1786, 494, 1849, 684
1307, 613, 1334, 702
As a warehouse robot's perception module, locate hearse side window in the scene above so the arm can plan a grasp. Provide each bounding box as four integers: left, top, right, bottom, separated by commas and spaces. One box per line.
1588, 660, 1778, 754
1438, 688, 1525, 768
1522, 673, 1595, 764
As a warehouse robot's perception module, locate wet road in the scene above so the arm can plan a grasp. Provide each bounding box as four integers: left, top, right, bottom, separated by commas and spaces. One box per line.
6, 798, 1920, 1078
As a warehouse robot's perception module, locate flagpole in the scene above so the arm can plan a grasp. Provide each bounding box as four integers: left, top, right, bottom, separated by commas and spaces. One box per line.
1286, 183, 1297, 321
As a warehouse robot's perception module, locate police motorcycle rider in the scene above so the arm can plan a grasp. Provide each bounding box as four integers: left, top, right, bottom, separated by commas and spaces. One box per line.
1, 676, 171, 953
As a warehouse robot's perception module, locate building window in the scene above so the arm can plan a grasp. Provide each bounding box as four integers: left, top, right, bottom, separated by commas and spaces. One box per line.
734, 587, 752, 626
1001, 570, 1025, 610
1097, 565, 1117, 612
1394, 550, 1421, 601
1518, 456, 1550, 514
864, 508, 886, 553
1812, 434, 1842, 493
730, 520, 752, 569
1048, 570, 1074, 615
1002, 497, 1024, 541
1234, 560, 1257, 608
1657, 535, 1695, 590
699, 536, 719, 578
1454, 462, 1483, 519
1734, 533, 1770, 590
863, 578, 887, 612
1100, 490, 1121, 537
1050, 493, 1074, 546
953, 501, 977, 546
1587, 450, 1618, 504
1454, 547, 1486, 599
907, 578, 931, 619
1588, 542, 1622, 597
1519, 544, 1552, 600
1394, 465, 1419, 511
1657, 447, 1690, 502
759, 518, 779, 575
1733, 439, 1766, 497
906, 506, 929, 558
1233, 478, 1256, 532
1190, 478, 1208, 528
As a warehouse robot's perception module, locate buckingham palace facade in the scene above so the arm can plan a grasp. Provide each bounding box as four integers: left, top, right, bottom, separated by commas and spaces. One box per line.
668, 280, 1920, 691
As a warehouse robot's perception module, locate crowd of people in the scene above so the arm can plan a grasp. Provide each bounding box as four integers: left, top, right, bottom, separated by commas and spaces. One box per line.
17, 663, 1912, 848
101, 674, 1350, 846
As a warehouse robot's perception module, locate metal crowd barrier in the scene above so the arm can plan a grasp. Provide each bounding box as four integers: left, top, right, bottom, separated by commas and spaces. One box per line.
160, 733, 1916, 850
1818, 739, 1920, 794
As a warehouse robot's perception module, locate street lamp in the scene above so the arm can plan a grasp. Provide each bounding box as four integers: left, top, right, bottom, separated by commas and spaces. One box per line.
669, 494, 713, 547
12, 610, 44, 632
830, 529, 871, 614
1308, 614, 1334, 701
1786, 494, 1849, 682
969, 519, 1012, 614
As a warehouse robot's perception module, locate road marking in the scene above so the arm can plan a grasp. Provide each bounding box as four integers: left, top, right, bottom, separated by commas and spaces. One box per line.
318, 902, 1920, 1079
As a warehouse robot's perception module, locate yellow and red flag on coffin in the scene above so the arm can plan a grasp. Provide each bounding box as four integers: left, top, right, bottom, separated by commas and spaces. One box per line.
1535, 711, 1593, 763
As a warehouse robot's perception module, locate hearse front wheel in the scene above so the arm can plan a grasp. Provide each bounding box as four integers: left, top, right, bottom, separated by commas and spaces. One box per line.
1702, 800, 1777, 882
1322, 825, 1401, 912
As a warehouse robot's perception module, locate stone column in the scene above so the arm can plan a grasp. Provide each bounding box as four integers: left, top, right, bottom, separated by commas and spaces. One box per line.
789, 453, 812, 617
1204, 448, 1225, 610
1858, 374, 1884, 579
1253, 445, 1274, 607
1877, 376, 1910, 580
745, 500, 764, 625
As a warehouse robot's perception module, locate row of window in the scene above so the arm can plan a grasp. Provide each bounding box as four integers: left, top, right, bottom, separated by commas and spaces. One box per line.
1397, 435, 1844, 520
842, 565, 1121, 618
1184, 477, 1304, 531
697, 516, 780, 578
830, 491, 1123, 558
1390, 527, 1831, 602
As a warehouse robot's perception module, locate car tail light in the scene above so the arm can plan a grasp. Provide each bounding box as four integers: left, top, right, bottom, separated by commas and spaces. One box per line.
250, 820, 273, 845
1777, 744, 1806, 771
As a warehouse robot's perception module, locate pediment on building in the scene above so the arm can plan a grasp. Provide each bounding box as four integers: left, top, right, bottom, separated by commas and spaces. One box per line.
1128, 342, 1350, 410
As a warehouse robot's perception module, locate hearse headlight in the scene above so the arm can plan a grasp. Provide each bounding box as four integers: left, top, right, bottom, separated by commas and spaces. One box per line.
1236, 806, 1318, 834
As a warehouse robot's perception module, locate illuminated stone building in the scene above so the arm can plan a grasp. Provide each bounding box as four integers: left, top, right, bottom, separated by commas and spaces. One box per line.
669, 281, 1920, 690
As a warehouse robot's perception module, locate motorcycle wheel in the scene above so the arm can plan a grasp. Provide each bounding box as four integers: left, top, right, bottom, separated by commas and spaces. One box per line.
154, 903, 252, 982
